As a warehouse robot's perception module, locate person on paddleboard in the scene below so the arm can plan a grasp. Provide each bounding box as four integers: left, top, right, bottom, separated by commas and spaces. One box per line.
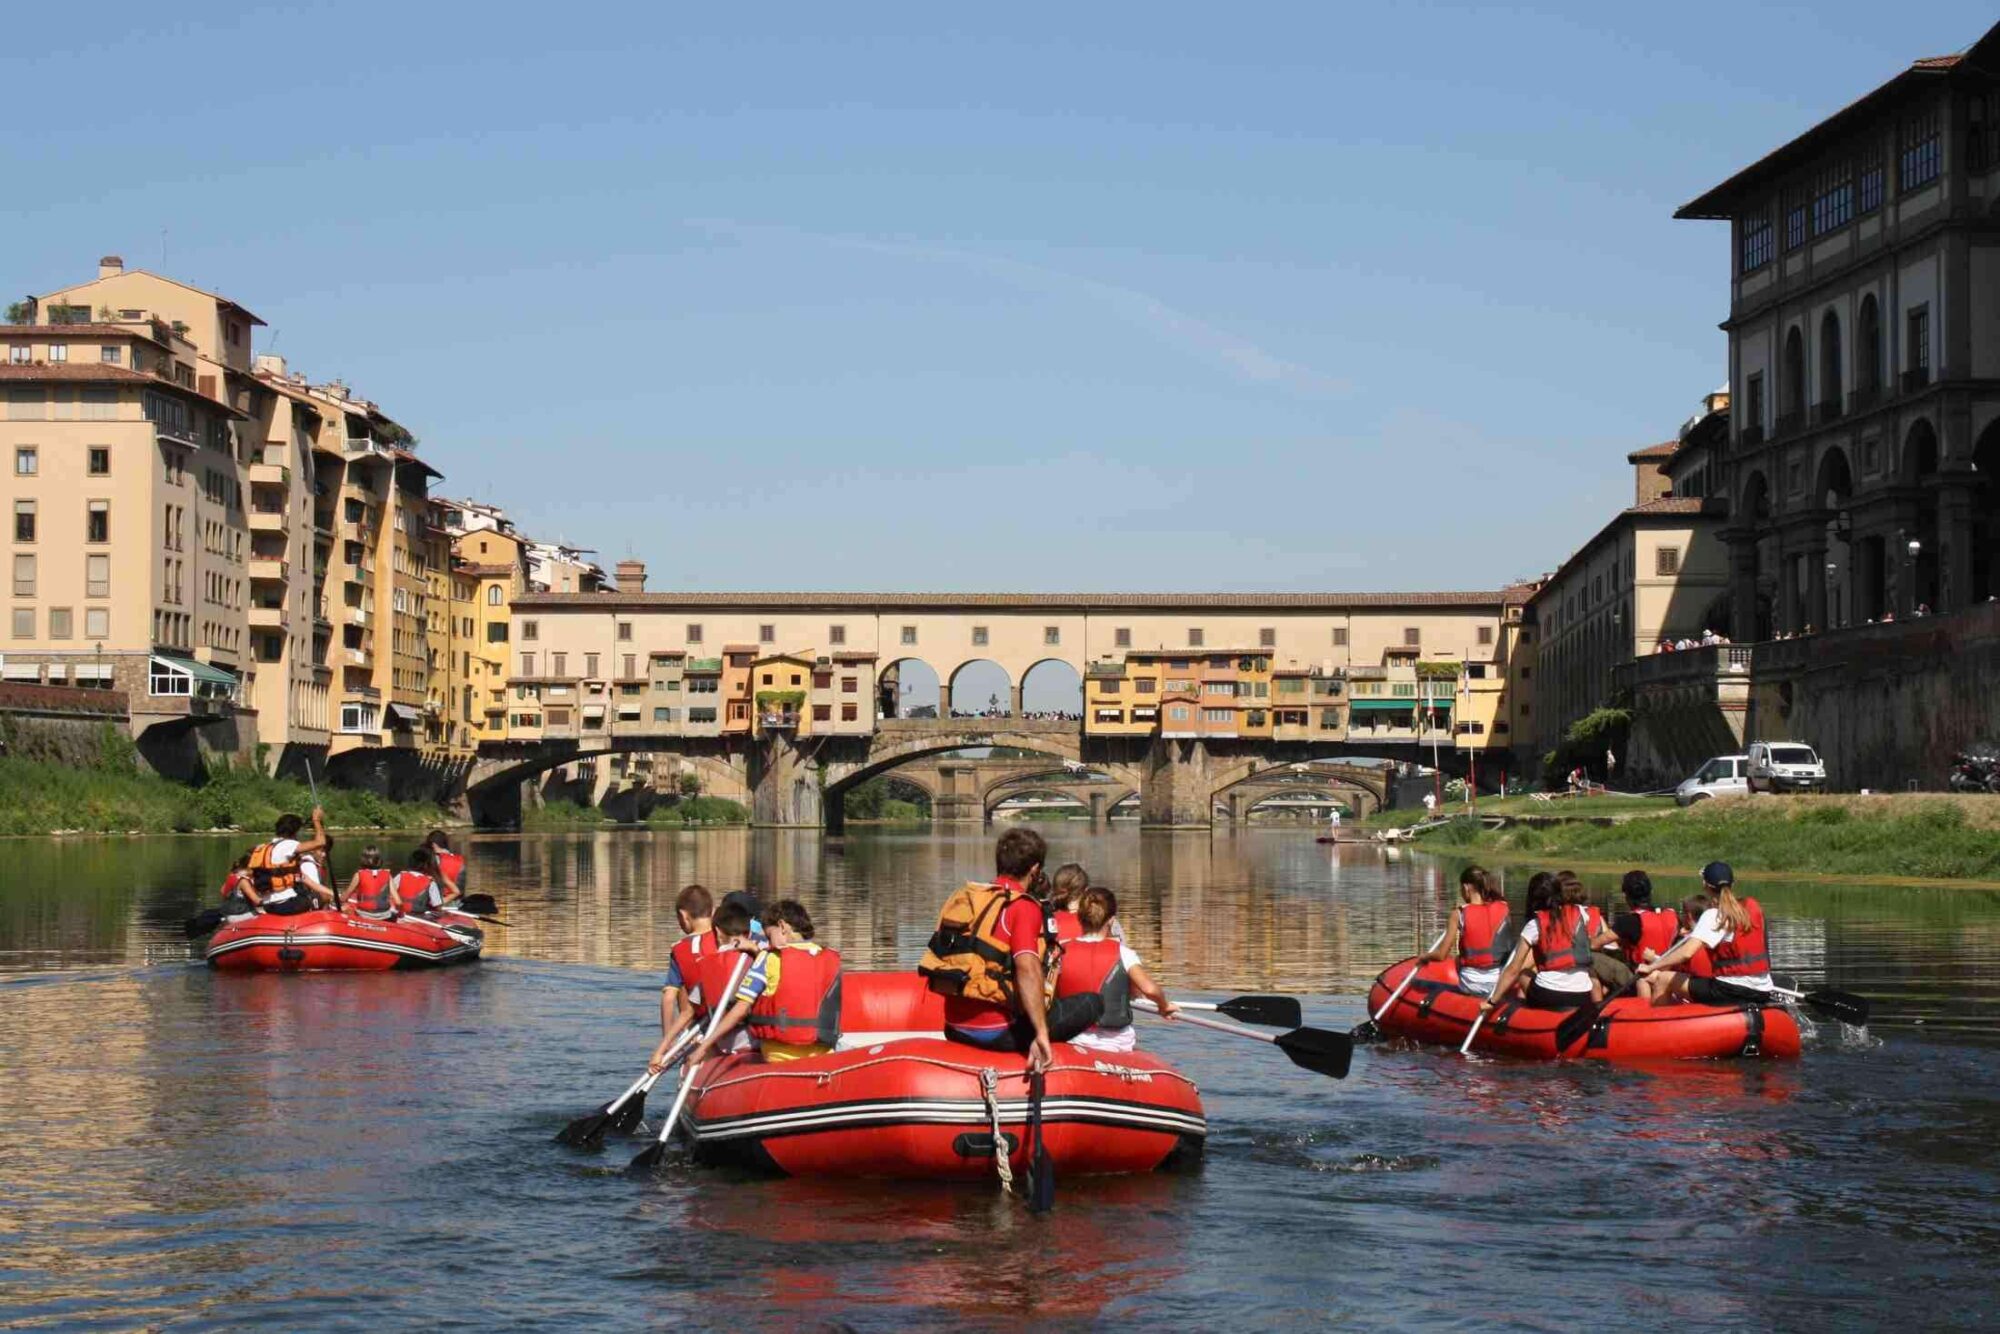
1418, 865, 1512, 998
1638, 863, 1774, 1007
1059, 887, 1177, 1052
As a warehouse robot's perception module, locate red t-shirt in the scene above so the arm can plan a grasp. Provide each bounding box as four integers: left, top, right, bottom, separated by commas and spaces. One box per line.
943, 878, 1047, 1034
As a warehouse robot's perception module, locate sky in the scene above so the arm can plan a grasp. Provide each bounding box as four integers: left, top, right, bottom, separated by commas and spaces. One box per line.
6, 2, 1995, 598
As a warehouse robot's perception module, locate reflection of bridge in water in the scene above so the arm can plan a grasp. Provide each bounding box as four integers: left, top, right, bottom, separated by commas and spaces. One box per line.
466, 717, 1423, 828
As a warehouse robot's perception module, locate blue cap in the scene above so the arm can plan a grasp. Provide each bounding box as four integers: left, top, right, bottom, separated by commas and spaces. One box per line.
1700, 861, 1734, 887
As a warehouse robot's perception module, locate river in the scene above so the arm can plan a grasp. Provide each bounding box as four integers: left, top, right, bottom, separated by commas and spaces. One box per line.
3, 827, 1997, 1330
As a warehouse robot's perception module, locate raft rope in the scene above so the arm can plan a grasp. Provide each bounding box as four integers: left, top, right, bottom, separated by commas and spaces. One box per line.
699, 1050, 1200, 1096
979, 1068, 1014, 1195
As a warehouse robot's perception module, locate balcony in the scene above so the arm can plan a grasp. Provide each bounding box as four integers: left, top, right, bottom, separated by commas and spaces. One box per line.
1811, 398, 1844, 426
344, 437, 392, 459
1739, 424, 1766, 447
1851, 383, 1884, 414
248, 557, 289, 582
1774, 410, 1805, 439
1901, 366, 1931, 393
248, 462, 290, 486
345, 605, 368, 625
248, 605, 288, 630
247, 509, 287, 533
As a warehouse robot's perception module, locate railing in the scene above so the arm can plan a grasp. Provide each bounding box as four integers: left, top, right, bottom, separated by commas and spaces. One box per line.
1811, 399, 1844, 425
344, 437, 390, 458
1901, 367, 1931, 393
1739, 424, 1765, 447
1612, 643, 1752, 692
1774, 410, 1805, 438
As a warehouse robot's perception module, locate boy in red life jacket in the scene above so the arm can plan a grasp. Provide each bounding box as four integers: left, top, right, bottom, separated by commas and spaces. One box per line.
684, 902, 777, 1067
1640, 864, 1773, 1007
391, 847, 444, 917
649, 884, 719, 1075
425, 829, 466, 906
1610, 870, 1681, 969
739, 898, 842, 1063
1058, 887, 1177, 1053
342, 846, 395, 918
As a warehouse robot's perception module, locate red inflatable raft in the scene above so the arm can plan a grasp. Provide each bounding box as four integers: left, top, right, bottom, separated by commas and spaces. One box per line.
678, 973, 1206, 1179
1366, 957, 1801, 1061
205, 908, 482, 972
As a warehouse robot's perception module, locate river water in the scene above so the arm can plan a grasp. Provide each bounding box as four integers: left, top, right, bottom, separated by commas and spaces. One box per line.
3, 827, 1998, 1330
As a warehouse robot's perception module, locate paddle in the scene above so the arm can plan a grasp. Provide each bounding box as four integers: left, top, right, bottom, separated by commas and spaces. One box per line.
1355, 931, 1448, 1040
1136, 1000, 1352, 1079
460, 893, 501, 917
557, 1032, 695, 1147
1173, 995, 1302, 1028
305, 759, 338, 912
184, 907, 227, 939
1552, 978, 1639, 1053
629, 950, 755, 1173
1771, 984, 1870, 1026
1026, 1068, 1054, 1214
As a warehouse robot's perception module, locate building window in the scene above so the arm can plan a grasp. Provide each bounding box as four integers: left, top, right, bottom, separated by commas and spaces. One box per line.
1477, 625, 1494, 645
841, 702, 858, 722
585, 653, 599, 678
828, 624, 845, 645
972, 625, 989, 647
86, 554, 109, 598
1187, 628, 1204, 647
1114, 627, 1131, 648
1810, 161, 1853, 236
10, 608, 30, 638
100, 345, 121, 365
1900, 110, 1941, 191
486, 585, 503, 606
654, 707, 673, 723
86, 501, 108, 543
1858, 154, 1885, 214
616, 621, 633, 641
1739, 216, 1774, 273
552, 653, 567, 677
519, 651, 536, 676
47, 344, 67, 364
1907, 306, 1930, 382
6, 345, 27, 365
13, 500, 33, 543
1656, 546, 1682, 576
85, 607, 108, 638
813, 704, 831, 722
686, 623, 703, 644
841, 676, 856, 693
1403, 627, 1420, 647
901, 625, 917, 645
13, 553, 34, 596
1043, 625, 1060, 646
48, 607, 71, 639
759, 623, 775, 644
88, 447, 110, 475
624, 654, 637, 679
1745, 373, 1764, 435
521, 619, 538, 641
1332, 627, 1349, 647
1782, 199, 1805, 252
15, 447, 37, 476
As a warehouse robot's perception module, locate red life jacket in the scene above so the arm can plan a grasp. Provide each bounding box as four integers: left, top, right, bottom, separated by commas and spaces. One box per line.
394, 871, 437, 914
1531, 906, 1593, 974
748, 944, 844, 1046
1584, 905, 1606, 939
669, 928, 721, 1018
1053, 909, 1083, 945
1457, 901, 1515, 971
1053, 935, 1131, 1028
349, 868, 394, 915
434, 849, 466, 890
1625, 907, 1680, 966
218, 871, 245, 900
1687, 944, 1715, 978
694, 946, 751, 1026
1709, 899, 1770, 978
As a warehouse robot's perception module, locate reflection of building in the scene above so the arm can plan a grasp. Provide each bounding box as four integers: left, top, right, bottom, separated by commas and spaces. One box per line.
1675, 19, 2000, 634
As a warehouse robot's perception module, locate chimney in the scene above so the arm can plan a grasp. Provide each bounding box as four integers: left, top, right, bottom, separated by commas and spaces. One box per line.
98, 255, 124, 279
254, 353, 286, 377
615, 559, 646, 593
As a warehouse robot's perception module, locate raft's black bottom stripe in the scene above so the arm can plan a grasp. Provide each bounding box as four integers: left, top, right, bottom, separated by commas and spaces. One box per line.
205, 934, 478, 965
684, 1092, 1206, 1144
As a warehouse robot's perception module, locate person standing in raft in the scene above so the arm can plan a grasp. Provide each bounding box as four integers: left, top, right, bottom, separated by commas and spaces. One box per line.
1480, 872, 1600, 1012
1610, 871, 1681, 970
919, 828, 1102, 1074
1418, 865, 1513, 997
424, 830, 466, 907
245, 808, 329, 917
689, 898, 842, 1065
1638, 863, 1775, 1007
342, 847, 396, 918
1057, 887, 1177, 1052
649, 884, 721, 1075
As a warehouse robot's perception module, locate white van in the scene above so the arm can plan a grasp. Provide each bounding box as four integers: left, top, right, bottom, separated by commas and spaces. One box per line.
1676, 755, 1749, 805
1747, 741, 1827, 793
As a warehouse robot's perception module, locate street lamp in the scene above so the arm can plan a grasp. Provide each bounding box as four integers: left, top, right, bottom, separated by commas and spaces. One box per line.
1825, 561, 1839, 629
1908, 538, 1923, 615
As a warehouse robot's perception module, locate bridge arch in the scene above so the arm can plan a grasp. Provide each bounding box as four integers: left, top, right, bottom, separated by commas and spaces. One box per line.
1205, 759, 1393, 817
946, 658, 1013, 717
1019, 657, 1082, 718
878, 656, 943, 719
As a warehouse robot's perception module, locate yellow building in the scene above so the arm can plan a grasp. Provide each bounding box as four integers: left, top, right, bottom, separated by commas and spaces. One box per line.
750, 653, 815, 736
455, 523, 528, 745
1083, 659, 1154, 736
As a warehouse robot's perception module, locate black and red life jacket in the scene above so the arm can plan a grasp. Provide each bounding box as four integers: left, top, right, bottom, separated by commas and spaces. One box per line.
434, 848, 466, 891
1624, 907, 1680, 967
1709, 899, 1770, 979
1053, 935, 1132, 1028
1531, 906, 1593, 974
394, 871, 437, 915
670, 928, 721, 1019
695, 945, 752, 1026
1457, 900, 1515, 971
349, 868, 394, 915
747, 943, 843, 1047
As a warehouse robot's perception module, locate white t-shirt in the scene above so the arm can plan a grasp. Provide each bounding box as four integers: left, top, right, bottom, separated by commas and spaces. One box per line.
1517, 915, 1593, 993
1689, 908, 1773, 991
262, 838, 302, 903
1069, 931, 1145, 1052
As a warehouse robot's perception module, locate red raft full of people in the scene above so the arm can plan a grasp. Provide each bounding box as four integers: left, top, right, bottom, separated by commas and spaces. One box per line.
676, 972, 1207, 1179
205, 907, 481, 972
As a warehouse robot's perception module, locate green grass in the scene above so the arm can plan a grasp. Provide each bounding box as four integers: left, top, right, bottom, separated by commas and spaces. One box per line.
1354, 792, 1675, 831
0, 751, 448, 837
645, 795, 749, 826
1413, 796, 2000, 882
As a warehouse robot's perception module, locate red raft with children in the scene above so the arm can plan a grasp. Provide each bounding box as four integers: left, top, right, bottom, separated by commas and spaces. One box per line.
206, 908, 481, 972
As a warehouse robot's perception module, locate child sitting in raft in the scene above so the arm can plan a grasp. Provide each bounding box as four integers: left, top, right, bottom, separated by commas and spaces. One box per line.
1419, 865, 1512, 997
1055, 887, 1178, 1052
683, 901, 778, 1065
218, 854, 255, 920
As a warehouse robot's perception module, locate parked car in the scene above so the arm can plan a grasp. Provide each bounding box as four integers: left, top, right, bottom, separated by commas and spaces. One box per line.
1747, 741, 1827, 793
1676, 754, 1749, 805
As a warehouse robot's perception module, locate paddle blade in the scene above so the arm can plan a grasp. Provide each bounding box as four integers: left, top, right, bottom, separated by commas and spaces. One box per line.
1274, 1027, 1353, 1079
609, 1089, 648, 1136
460, 894, 499, 916
555, 1102, 614, 1146
1215, 995, 1303, 1028
1804, 989, 1870, 1026
1552, 1003, 1599, 1052
627, 1140, 669, 1174
1026, 1072, 1054, 1214
1348, 1018, 1384, 1043
183, 908, 226, 939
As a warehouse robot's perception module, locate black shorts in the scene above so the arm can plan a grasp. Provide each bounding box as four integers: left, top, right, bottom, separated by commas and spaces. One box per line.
262, 893, 314, 917
943, 993, 1105, 1053
1524, 982, 1593, 1011
1686, 976, 1773, 1007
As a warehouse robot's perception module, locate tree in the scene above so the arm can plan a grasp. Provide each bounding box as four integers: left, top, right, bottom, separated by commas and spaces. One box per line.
678, 771, 701, 798
4, 301, 32, 324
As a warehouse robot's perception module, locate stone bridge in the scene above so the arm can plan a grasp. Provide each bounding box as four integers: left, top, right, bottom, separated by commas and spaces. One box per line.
461, 717, 1453, 828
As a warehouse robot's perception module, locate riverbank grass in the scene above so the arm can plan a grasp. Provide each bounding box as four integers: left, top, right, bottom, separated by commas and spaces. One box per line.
1414, 794, 2000, 882
1355, 792, 1676, 831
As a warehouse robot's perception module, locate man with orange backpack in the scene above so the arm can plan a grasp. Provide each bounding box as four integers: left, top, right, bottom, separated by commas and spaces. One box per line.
918, 828, 1102, 1073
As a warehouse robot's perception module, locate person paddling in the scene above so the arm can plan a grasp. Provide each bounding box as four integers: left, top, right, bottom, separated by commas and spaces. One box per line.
1057, 887, 1177, 1052
1638, 863, 1774, 1007
1481, 871, 1599, 1013
649, 885, 721, 1074
392, 847, 446, 918
218, 854, 255, 920
683, 901, 773, 1065
245, 808, 328, 917
739, 899, 843, 1063
425, 830, 466, 907
1610, 870, 1680, 969
343, 847, 395, 919
1419, 865, 1513, 998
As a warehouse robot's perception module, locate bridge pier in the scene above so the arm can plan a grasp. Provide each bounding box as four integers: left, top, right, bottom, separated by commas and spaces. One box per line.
1139, 739, 1217, 827
1225, 792, 1244, 825
1088, 790, 1107, 826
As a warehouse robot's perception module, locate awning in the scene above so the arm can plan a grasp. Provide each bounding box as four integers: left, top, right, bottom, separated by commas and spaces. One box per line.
151, 654, 238, 688
385, 701, 424, 728
1348, 698, 1425, 711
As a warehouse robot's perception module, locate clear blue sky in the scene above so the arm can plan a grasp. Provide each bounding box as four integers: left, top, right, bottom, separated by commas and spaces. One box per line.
7, 3, 1992, 593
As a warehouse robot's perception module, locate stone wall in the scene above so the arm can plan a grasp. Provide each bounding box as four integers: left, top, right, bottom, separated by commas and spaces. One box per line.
0, 683, 127, 767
